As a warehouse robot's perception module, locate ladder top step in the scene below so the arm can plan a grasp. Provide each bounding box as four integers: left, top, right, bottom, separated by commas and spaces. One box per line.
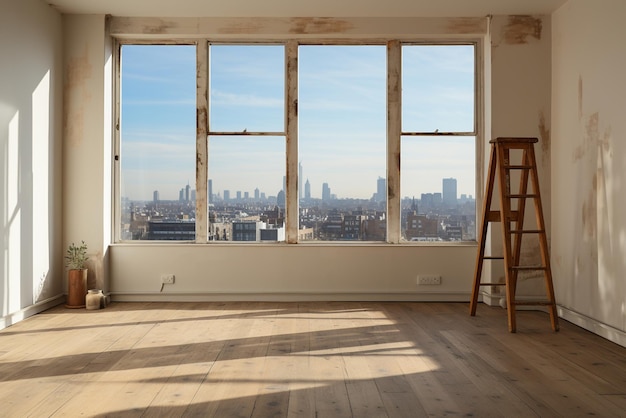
491, 137, 538, 144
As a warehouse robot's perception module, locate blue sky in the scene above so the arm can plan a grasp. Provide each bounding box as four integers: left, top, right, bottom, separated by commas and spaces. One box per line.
120, 43, 475, 201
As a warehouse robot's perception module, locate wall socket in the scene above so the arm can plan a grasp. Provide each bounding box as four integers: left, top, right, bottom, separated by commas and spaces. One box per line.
417, 275, 442, 285
161, 274, 175, 284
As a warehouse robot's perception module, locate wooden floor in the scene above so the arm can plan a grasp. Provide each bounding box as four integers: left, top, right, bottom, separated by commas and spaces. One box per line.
0, 302, 625, 417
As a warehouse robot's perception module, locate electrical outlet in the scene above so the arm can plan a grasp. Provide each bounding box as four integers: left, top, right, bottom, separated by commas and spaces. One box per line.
417, 275, 442, 285
161, 274, 175, 284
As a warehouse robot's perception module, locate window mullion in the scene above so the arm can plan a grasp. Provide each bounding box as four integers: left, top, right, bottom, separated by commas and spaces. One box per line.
285, 41, 298, 243
387, 40, 401, 243
195, 40, 208, 243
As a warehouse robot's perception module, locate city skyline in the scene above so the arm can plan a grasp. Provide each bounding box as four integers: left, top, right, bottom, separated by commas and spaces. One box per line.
142, 174, 472, 204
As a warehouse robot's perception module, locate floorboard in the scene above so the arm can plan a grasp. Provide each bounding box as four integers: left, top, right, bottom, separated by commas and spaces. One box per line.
0, 302, 624, 417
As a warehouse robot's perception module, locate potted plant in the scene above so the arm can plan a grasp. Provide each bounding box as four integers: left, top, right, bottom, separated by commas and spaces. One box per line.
65, 241, 88, 308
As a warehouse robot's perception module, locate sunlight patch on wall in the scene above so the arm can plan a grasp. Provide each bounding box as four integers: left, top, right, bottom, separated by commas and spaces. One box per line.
32, 70, 51, 301
6, 111, 21, 313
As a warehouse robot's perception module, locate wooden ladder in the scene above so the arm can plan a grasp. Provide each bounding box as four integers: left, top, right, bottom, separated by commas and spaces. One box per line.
470, 137, 559, 333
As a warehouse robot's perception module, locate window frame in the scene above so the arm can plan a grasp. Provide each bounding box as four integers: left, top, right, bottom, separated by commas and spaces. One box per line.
113, 37, 483, 245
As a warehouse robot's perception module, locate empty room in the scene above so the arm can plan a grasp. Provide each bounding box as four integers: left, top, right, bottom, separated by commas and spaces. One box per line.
1, 0, 625, 416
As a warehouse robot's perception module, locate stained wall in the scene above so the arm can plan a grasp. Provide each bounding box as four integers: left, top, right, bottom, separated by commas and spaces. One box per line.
551, 0, 626, 343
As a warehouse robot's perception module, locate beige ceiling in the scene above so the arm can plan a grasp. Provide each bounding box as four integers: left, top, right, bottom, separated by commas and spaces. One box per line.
45, 0, 568, 18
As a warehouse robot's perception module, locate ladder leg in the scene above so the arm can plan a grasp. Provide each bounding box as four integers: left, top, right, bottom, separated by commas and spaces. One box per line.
497, 146, 517, 333
470, 145, 497, 316
511, 148, 531, 283
527, 146, 560, 332
507, 146, 531, 321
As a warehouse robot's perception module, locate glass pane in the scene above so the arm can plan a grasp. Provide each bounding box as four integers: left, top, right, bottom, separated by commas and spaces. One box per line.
402, 45, 475, 133
401, 136, 476, 242
299, 45, 387, 241
119, 45, 196, 241
209, 45, 285, 132
208, 136, 285, 242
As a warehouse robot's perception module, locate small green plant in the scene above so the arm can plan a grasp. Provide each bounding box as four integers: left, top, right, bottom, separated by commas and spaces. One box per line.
65, 241, 88, 270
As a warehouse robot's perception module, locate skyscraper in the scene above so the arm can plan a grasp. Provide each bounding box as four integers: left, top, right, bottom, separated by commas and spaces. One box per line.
442, 178, 457, 206
322, 182, 331, 201
185, 183, 190, 202
208, 179, 213, 203
376, 176, 386, 202
153, 190, 159, 202
305, 179, 311, 200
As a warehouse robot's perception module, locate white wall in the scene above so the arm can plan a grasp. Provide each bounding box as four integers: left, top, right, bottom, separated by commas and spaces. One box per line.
62, 14, 111, 293
88, 17, 489, 302
480, 15, 553, 305
552, 0, 626, 344
0, 0, 64, 327
100, 16, 553, 306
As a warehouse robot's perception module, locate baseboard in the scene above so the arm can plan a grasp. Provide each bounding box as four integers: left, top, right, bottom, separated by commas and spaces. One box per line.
558, 306, 626, 348
110, 291, 472, 303
0, 294, 65, 331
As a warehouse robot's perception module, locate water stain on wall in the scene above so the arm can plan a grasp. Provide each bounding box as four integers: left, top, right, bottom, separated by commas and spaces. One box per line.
446, 17, 486, 34
143, 19, 176, 34
502, 15, 542, 45
289, 18, 353, 35
578, 75, 583, 120
218, 21, 264, 34
63, 44, 93, 147
538, 111, 550, 166
576, 111, 611, 248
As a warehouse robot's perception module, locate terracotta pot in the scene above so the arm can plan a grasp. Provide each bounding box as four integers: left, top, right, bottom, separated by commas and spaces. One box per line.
66, 269, 87, 308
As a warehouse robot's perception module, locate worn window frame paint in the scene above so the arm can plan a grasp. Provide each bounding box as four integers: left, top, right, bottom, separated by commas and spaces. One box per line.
113, 36, 483, 245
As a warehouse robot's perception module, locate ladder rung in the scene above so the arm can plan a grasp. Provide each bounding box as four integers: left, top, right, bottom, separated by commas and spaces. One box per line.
510, 229, 545, 234
507, 194, 538, 198
510, 266, 547, 271
483, 256, 504, 259
487, 211, 519, 222
504, 165, 533, 170
512, 300, 555, 306
478, 283, 506, 286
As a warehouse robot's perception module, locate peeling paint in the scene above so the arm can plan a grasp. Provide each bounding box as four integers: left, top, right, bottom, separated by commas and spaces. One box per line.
289, 17, 353, 35
143, 19, 176, 34
387, 182, 396, 200
218, 21, 264, 34
446, 17, 485, 34
502, 15, 542, 45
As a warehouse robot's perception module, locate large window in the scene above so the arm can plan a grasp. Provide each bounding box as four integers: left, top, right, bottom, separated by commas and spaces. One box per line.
116, 41, 478, 243
299, 45, 387, 241
119, 45, 196, 241
401, 45, 476, 242
208, 45, 286, 242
